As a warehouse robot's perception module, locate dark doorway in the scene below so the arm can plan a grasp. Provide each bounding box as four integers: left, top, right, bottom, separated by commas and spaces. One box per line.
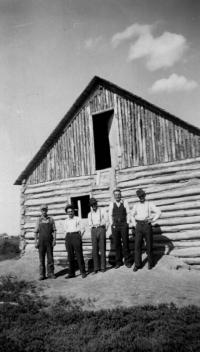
71, 195, 90, 218
93, 111, 112, 170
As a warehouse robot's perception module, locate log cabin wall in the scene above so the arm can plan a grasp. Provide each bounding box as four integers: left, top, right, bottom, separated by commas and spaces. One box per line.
27, 85, 200, 185
23, 157, 200, 269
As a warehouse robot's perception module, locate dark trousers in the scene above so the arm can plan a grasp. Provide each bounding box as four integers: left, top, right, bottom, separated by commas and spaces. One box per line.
91, 226, 106, 271
112, 223, 130, 265
134, 222, 153, 267
38, 241, 54, 277
65, 232, 86, 275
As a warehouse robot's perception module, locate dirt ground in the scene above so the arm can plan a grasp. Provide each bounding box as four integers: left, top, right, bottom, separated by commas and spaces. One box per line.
0, 248, 200, 310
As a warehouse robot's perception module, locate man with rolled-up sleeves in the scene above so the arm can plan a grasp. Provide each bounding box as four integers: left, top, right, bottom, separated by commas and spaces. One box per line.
88, 198, 107, 274
132, 188, 161, 272
64, 204, 86, 279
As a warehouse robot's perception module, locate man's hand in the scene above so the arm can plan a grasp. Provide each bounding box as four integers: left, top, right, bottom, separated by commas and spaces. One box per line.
53, 239, 56, 247
35, 241, 39, 249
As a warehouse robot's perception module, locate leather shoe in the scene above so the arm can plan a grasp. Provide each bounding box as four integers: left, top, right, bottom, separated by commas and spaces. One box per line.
100, 269, 106, 273
81, 273, 87, 279
133, 266, 138, 272
148, 264, 153, 270
115, 264, 121, 269
39, 276, 46, 281
48, 274, 56, 279
125, 263, 132, 268
66, 274, 75, 279
92, 270, 98, 275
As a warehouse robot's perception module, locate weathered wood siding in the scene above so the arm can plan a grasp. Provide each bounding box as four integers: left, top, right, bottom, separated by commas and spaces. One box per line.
23, 157, 200, 268
27, 86, 200, 185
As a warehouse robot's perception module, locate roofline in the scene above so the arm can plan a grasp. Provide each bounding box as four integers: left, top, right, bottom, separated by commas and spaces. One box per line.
14, 75, 200, 185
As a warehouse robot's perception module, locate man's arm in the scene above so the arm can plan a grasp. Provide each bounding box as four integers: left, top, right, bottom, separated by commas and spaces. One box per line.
124, 200, 131, 225
88, 212, 92, 228
51, 218, 57, 246
150, 203, 161, 223
108, 202, 113, 226
131, 205, 137, 227
34, 218, 39, 248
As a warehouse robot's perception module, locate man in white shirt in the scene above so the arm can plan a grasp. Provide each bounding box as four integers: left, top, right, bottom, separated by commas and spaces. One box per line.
132, 188, 161, 271
64, 204, 86, 279
88, 198, 107, 274
108, 189, 131, 269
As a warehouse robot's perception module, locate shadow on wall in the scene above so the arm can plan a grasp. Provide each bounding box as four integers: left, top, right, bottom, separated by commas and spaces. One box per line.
108, 225, 174, 268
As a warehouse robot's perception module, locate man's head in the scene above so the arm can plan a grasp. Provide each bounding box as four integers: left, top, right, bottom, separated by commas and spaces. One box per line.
40, 204, 48, 216
136, 188, 146, 203
65, 204, 74, 218
113, 189, 121, 202
89, 198, 98, 211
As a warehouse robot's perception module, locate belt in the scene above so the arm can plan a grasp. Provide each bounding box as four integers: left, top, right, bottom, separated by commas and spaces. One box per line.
136, 220, 150, 224
66, 231, 80, 235
92, 225, 104, 229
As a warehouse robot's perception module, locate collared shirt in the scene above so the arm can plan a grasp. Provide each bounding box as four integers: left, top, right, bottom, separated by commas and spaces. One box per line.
88, 207, 106, 228
63, 216, 81, 233
131, 201, 161, 227
108, 199, 130, 225
34, 216, 56, 234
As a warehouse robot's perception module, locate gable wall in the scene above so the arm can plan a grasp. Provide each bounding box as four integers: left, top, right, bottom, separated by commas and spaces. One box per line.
27, 86, 200, 185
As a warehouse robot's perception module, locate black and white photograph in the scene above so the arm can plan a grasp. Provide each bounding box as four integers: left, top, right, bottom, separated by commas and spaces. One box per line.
1, 1, 200, 351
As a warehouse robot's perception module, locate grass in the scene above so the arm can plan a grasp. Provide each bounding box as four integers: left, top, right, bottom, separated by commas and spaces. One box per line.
0, 236, 20, 260
0, 275, 200, 352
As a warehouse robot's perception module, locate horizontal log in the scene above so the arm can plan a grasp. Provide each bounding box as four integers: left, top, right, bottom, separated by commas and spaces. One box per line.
117, 163, 200, 183
157, 216, 200, 226
154, 230, 200, 241
117, 157, 200, 177
118, 170, 200, 188
25, 175, 94, 192
170, 240, 200, 248
183, 258, 200, 265
160, 209, 200, 219
169, 248, 200, 257
124, 185, 200, 203
159, 201, 200, 212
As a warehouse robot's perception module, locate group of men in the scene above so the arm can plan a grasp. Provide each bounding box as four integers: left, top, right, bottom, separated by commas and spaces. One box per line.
34, 188, 161, 280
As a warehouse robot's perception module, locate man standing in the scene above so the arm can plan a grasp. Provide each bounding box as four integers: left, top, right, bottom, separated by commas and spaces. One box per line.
132, 188, 161, 271
88, 198, 107, 274
109, 189, 131, 269
34, 204, 56, 280
64, 204, 86, 279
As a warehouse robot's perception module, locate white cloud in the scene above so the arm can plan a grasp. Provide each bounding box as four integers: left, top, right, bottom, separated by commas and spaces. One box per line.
111, 23, 187, 70
84, 36, 103, 50
111, 23, 151, 48
150, 74, 198, 93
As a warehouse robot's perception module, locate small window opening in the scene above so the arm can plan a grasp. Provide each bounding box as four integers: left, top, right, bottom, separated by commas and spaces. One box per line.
71, 195, 90, 218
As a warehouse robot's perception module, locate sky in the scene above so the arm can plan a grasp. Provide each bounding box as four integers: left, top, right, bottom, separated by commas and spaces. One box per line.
0, 0, 200, 235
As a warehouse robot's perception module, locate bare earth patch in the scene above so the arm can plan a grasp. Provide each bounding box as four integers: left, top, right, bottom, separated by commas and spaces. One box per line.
0, 248, 200, 310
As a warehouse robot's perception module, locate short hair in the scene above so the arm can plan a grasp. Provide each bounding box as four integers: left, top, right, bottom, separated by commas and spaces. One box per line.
136, 188, 146, 198
41, 204, 48, 210
89, 198, 97, 206
65, 204, 74, 213
113, 188, 121, 194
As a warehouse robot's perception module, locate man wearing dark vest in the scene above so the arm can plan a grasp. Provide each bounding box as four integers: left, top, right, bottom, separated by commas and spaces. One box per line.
109, 189, 131, 269
34, 204, 56, 280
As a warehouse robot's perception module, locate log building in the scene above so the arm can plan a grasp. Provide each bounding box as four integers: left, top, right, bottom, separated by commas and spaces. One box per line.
15, 76, 200, 269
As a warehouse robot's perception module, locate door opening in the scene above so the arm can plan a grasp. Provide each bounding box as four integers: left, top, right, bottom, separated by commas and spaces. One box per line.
92, 111, 112, 170
71, 195, 90, 218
